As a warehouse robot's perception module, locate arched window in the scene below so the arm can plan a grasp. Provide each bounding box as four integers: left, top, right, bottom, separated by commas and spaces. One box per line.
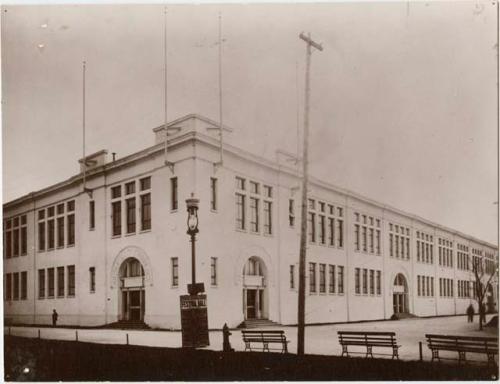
121, 258, 144, 278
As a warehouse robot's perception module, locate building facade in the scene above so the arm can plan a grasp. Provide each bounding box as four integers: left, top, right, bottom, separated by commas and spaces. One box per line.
3, 114, 498, 329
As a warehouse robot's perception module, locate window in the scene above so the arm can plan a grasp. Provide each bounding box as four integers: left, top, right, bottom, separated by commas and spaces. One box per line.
236, 177, 245, 190
389, 223, 410, 259
57, 266, 65, 297
48, 268, 55, 298
67, 213, 75, 246
376, 271, 381, 295
264, 185, 272, 198
362, 268, 368, 294
112, 201, 122, 236
329, 265, 336, 293
57, 217, 65, 247
263, 201, 272, 235
354, 224, 360, 251
250, 197, 259, 232
355, 268, 360, 294
319, 264, 326, 293
21, 225, 27, 255
236, 194, 245, 230
170, 177, 178, 210
211, 257, 217, 286
126, 197, 136, 233
5, 220, 12, 258
171, 257, 178, 287
308, 212, 316, 243
13, 272, 19, 300
21, 271, 27, 300
290, 265, 295, 289
126, 181, 136, 195
48, 219, 55, 249
89, 267, 95, 293
141, 194, 151, 232
38, 270, 45, 299
250, 181, 259, 194
338, 266, 344, 294
140, 176, 151, 191
111, 185, 121, 199
369, 269, 374, 295
89, 201, 95, 230
6, 273, 12, 300
210, 178, 217, 211
309, 262, 316, 293
288, 199, 295, 227
67, 265, 75, 297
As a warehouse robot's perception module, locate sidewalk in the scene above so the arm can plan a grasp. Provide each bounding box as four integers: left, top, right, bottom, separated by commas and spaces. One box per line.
5, 314, 497, 362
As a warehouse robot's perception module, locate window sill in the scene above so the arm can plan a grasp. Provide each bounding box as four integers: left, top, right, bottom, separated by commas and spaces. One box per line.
47, 296, 54, 299
170, 209, 178, 213
111, 235, 122, 239
57, 246, 64, 250
171, 285, 179, 289
89, 228, 95, 231
140, 229, 152, 234
21, 253, 28, 257
210, 209, 218, 213
67, 244, 75, 248
235, 228, 247, 234
125, 232, 136, 237
67, 295, 75, 298
57, 295, 65, 299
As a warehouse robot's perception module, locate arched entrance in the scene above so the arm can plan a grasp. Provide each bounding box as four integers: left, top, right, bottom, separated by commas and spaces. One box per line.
119, 258, 145, 321
242, 257, 268, 320
393, 273, 409, 315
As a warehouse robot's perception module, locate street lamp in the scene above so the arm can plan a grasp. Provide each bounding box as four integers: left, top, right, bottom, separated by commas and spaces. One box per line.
179, 193, 209, 348
186, 194, 204, 295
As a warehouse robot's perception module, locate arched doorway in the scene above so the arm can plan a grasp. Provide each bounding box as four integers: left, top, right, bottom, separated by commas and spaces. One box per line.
393, 273, 409, 315
119, 258, 145, 321
242, 257, 268, 320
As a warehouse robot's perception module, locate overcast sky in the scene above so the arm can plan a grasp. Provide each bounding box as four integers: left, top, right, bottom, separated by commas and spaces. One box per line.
2, 2, 498, 245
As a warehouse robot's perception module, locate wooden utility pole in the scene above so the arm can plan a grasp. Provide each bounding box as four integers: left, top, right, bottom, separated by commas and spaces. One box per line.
297, 32, 323, 356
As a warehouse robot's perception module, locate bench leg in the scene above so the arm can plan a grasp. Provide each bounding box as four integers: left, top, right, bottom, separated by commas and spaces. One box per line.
244, 341, 251, 352
392, 347, 399, 360
282, 343, 288, 354
431, 349, 440, 362
365, 346, 374, 358
487, 353, 496, 368
341, 345, 349, 357
263, 342, 269, 353
458, 351, 466, 366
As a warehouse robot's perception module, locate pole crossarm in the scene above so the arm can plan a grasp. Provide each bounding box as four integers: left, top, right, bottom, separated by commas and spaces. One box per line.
299, 32, 323, 52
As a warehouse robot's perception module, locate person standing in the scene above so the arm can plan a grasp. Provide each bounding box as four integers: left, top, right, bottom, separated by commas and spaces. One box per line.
52, 309, 58, 327
466, 304, 474, 323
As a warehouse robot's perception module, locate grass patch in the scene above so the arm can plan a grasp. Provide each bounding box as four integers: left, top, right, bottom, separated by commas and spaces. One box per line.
4, 335, 498, 381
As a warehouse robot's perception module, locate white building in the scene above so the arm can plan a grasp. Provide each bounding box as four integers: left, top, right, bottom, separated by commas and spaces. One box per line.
3, 114, 498, 329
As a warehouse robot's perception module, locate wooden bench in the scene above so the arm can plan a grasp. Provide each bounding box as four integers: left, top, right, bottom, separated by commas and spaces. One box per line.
426, 334, 498, 366
241, 330, 289, 353
338, 331, 400, 359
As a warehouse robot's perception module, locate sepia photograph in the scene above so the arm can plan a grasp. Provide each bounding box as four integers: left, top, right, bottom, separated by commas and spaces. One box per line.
2, 1, 499, 381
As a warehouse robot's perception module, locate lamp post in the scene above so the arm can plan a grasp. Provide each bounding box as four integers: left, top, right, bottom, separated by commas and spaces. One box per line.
179, 193, 209, 348
186, 195, 204, 295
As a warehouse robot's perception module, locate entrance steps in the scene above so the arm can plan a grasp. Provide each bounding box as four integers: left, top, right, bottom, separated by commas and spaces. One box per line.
391, 312, 418, 320
103, 320, 150, 330
237, 319, 280, 329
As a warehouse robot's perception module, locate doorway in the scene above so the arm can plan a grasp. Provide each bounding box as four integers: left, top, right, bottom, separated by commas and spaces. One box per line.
393, 273, 408, 314
119, 257, 145, 322
242, 257, 268, 320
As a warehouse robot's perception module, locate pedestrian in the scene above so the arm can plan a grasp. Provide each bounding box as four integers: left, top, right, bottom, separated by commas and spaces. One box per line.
52, 309, 58, 327
480, 303, 486, 325
466, 304, 474, 323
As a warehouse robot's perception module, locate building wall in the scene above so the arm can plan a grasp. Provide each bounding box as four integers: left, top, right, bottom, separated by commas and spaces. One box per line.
4, 116, 498, 329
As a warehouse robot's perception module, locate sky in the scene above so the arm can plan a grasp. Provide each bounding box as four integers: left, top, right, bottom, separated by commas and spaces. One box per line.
2, 2, 498, 245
